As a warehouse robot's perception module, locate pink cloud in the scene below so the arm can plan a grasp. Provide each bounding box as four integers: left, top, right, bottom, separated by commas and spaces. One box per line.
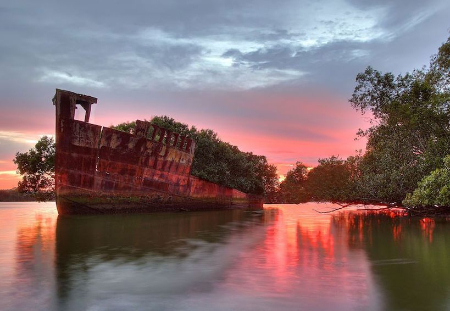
0, 91, 370, 189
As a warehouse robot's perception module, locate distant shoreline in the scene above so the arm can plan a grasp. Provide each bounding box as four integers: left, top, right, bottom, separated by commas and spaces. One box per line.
0, 189, 54, 202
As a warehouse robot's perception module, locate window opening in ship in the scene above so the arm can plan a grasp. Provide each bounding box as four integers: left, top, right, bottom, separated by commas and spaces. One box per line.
73, 100, 92, 123
73, 105, 83, 121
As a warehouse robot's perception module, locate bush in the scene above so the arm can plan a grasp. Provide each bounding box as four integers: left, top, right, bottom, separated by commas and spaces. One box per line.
403, 155, 450, 208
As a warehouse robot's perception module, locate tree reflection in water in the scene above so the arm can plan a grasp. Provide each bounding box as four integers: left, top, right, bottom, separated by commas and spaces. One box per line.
6, 203, 450, 311
332, 210, 450, 311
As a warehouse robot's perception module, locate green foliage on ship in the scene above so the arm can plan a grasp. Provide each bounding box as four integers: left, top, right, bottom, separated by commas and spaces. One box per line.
113, 116, 279, 198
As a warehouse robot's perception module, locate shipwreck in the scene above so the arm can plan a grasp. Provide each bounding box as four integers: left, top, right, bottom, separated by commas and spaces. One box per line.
53, 89, 263, 214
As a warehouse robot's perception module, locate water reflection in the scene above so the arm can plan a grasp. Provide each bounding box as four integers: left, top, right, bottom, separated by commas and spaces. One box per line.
2, 203, 450, 310
0, 203, 57, 311
333, 210, 450, 311
55, 209, 270, 310
222, 205, 381, 311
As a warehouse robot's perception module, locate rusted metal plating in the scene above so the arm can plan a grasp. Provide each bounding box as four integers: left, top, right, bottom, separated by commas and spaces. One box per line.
53, 89, 262, 214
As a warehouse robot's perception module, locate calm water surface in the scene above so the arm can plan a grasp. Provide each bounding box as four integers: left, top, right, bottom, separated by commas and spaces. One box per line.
1, 202, 450, 311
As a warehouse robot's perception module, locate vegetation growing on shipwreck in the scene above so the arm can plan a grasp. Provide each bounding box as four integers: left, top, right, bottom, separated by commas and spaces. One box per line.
11, 35, 450, 214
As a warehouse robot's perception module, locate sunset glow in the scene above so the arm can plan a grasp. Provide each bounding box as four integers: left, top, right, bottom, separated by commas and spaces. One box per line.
0, 1, 449, 189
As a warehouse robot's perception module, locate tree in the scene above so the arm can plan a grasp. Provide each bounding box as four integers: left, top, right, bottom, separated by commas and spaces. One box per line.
403, 155, 450, 209
112, 121, 136, 134
279, 162, 308, 203
304, 156, 357, 202
150, 116, 197, 137
350, 35, 450, 204
13, 136, 55, 200
246, 154, 279, 202
112, 116, 279, 198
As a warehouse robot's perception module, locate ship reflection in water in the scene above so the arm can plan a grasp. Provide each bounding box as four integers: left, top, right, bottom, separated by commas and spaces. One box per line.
1, 203, 450, 310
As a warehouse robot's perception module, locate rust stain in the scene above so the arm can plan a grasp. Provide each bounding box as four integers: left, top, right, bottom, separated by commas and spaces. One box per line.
53, 89, 263, 214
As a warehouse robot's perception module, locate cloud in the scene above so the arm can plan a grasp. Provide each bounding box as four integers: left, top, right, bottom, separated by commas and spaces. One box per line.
0, 133, 52, 170
0, 0, 449, 188
0, 0, 448, 99
38, 70, 106, 88
0, 171, 17, 176
0, 131, 50, 145
0, 0, 392, 92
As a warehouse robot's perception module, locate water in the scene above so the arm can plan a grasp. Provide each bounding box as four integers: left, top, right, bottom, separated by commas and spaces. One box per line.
1, 202, 450, 311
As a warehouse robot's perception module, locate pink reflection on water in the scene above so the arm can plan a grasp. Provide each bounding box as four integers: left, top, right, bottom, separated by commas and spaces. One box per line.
420, 218, 435, 243
0, 202, 57, 310
220, 204, 381, 310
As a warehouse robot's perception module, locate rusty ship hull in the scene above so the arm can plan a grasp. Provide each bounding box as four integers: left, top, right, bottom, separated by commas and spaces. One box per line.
53, 89, 263, 215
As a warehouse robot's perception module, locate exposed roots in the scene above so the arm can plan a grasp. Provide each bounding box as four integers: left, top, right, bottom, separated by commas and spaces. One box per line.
312, 201, 450, 217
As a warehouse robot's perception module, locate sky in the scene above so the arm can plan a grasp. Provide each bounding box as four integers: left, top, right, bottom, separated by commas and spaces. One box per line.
0, 0, 449, 189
